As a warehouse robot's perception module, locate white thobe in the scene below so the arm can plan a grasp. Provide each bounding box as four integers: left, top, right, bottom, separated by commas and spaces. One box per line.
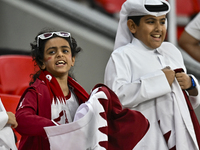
104, 38, 200, 150
0, 99, 17, 150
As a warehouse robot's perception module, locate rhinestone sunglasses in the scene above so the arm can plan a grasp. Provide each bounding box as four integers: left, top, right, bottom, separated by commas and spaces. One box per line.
36, 31, 71, 47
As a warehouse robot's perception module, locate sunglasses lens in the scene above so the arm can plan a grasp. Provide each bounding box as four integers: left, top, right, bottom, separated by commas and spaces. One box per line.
43, 33, 53, 38
59, 32, 70, 37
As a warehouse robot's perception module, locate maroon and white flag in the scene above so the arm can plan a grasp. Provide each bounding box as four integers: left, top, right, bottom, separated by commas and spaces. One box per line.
44, 84, 149, 150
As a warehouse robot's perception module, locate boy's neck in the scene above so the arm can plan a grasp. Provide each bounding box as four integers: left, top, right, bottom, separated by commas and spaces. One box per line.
136, 38, 155, 50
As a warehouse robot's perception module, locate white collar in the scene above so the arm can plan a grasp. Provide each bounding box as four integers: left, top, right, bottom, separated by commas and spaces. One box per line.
131, 38, 163, 56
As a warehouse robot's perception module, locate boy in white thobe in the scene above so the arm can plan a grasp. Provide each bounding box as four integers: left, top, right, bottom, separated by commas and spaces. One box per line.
0, 99, 17, 150
104, 0, 200, 149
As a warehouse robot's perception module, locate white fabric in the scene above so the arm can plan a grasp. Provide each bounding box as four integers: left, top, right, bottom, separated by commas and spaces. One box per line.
0, 99, 17, 150
44, 88, 108, 150
104, 38, 200, 150
0, 104, 8, 131
114, 0, 170, 50
185, 12, 200, 40
51, 90, 79, 124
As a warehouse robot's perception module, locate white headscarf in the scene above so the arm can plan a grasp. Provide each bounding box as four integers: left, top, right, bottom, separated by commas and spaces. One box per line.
114, 0, 170, 50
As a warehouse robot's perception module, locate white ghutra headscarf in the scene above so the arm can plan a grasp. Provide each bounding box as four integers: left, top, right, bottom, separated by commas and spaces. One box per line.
114, 0, 170, 50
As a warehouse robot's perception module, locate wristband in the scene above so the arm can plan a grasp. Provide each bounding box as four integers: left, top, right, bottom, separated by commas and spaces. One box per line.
186, 76, 196, 90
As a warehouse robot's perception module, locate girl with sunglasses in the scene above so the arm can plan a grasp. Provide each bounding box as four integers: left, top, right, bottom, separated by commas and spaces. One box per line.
15, 29, 150, 150
15, 29, 89, 150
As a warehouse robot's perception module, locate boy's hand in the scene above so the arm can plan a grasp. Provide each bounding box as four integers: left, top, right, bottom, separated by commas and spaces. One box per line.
162, 67, 175, 86
175, 72, 191, 90
6, 112, 18, 128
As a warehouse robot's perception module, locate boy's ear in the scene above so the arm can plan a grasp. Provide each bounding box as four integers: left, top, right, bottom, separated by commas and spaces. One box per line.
127, 19, 137, 34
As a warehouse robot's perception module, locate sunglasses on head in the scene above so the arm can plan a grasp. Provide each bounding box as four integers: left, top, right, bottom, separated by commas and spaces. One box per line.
36, 31, 71, 47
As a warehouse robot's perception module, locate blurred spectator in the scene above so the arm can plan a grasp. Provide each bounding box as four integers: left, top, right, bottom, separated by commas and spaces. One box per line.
178, 12, 200, 62
0, 100, 18, 150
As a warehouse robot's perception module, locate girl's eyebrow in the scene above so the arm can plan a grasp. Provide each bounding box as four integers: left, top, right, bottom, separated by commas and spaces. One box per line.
46, 45, 70, 52
61, 45, 70, 49
46, 46, 57, 52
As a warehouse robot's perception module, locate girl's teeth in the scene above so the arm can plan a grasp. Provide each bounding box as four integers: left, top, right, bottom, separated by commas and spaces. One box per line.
56, 61, 65, 65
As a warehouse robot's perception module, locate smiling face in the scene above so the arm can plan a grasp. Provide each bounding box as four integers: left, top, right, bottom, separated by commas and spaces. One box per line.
41, 37, 75, 78
128, 15, 167, 49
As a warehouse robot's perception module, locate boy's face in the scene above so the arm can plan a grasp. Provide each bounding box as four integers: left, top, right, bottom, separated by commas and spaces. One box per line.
130, 15, 167, 49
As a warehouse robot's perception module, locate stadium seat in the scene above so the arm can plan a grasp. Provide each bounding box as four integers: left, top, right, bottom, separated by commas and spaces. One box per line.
94, 0, 124, 14
0, 55, 38, 96
0, 93, 20, 113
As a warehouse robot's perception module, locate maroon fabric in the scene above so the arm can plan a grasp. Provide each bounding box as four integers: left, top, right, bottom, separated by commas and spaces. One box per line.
38, 71, 88, 104
15, 72, 89, 150
68, 75, 89, 104
38, 71, 66, 103
174, 68, 200, 149
183, 90, 200, 149
92, 84, 149, 150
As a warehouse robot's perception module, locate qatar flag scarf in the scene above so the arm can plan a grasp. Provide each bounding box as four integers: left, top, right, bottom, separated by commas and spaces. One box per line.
38, 71, 88, 105
38, 71, 89, 124
38, 71, 66, 104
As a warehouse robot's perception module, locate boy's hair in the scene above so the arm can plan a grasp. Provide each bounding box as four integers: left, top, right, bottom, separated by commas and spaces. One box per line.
127, 16, 144, 26
29, 28, 81, 85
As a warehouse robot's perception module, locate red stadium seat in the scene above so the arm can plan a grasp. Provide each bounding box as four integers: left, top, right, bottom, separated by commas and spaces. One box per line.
0, 93, 21, 148
95, 0, 125, 14
0, 93, 20, 113
0, 55, 38, 96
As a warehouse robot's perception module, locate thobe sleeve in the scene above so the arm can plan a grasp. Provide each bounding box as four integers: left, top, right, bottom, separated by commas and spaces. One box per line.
0, 100, 8, 130
104, 51, 171, 108
0, 111, 8, 130
0, 99, 17, 150
15, 89, 54, 137
165, 43, 200, 110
